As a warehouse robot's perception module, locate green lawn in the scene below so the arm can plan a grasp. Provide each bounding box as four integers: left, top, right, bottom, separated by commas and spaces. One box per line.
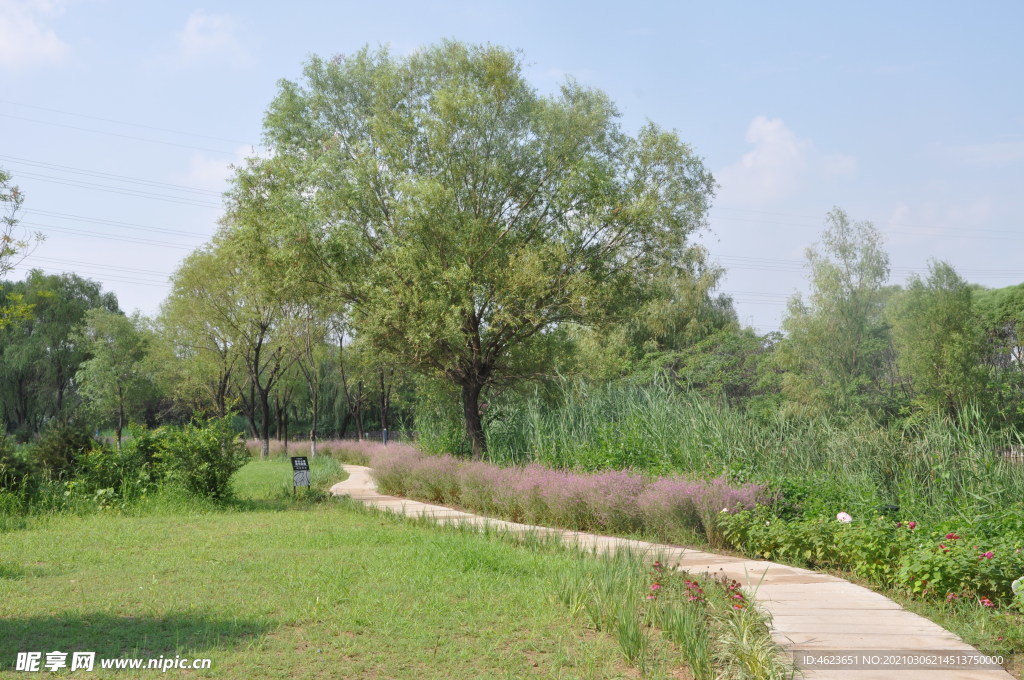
0, 458, 642, 679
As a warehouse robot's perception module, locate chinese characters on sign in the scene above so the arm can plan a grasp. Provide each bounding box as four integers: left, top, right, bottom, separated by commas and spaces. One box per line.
290, 456, 310, 488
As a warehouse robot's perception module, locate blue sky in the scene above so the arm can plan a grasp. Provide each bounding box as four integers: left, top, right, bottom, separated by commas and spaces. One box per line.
2, 0, 1022, 333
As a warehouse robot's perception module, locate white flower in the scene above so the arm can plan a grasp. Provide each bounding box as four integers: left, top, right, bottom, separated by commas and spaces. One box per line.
721, 507, 729, 513
1012, 577, 1024, 595
836, 512, 853, 523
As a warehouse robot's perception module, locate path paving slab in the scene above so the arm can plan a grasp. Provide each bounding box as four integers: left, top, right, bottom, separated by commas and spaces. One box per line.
331, 464, 1015, 680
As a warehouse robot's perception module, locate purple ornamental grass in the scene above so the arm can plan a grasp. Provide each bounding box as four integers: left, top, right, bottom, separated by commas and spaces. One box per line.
638, 475, 765, 546
327, 440, 766, 547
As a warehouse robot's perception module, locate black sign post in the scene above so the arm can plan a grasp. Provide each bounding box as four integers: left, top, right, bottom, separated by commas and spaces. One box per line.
290, 456, 310, 496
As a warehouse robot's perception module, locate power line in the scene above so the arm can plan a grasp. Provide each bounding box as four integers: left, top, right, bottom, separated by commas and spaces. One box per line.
22, 221, 200, 250
29, 255, 172, 279
13, 171, 223, 209
0, 98, 250, 145
24, 208, 213, 238
0, 112, 242, 156
0, 154, 225, 197
10, 264, 171, 289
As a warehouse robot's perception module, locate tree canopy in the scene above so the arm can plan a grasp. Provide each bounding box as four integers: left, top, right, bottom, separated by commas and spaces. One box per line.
228, 41, 717, 455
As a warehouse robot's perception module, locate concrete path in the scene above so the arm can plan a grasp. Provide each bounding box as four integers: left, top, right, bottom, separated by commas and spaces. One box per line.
331, 465, 1014, 679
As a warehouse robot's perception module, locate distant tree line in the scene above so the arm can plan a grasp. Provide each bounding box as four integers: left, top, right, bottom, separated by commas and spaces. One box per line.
2, 41, 1022, 458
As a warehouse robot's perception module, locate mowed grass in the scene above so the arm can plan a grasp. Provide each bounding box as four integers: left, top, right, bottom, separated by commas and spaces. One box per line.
0, 458, 639, 679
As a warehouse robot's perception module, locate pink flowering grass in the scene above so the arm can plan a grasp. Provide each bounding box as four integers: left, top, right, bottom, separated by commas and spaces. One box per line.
639, 475, 765, 546
312, 439, 767, 545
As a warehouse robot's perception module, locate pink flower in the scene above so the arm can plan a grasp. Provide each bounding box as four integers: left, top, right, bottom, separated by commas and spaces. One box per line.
908, 521, 917, 530
946, 592, 959, 601
652, 561, 664, 571
650, 583, 662, 591
980, 597, 995, 608
979, 551, 994, 560
646, 594, 657, 600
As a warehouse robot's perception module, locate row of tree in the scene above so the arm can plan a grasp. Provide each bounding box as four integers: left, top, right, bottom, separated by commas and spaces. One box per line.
2, 41, 1022, 458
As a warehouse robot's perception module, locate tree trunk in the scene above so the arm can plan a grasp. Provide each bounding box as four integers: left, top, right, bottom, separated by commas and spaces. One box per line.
310, 389, 319, 457
274, 394, 282, 441
259, 388, 271, 459
460, 381, 486, 458
379, 368, 392, 443
283, 408, 289, 454
116, 405, 124, 452
354, 380, 364, 441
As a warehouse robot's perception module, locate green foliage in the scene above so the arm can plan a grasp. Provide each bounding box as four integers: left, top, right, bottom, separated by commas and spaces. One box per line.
722, 507, 1024, 604
28, 419, 96, 477
229, 40, 716, 456
0, 432, 32, 493
0, 271, 120, 437
1, 167, 43, 330
1012, 576, 1024, 612
160, 417, 249, 501
75, 308, 159, 446
776, 208, 897, 417
888, 260, 986, 416
72, 426, 171, 502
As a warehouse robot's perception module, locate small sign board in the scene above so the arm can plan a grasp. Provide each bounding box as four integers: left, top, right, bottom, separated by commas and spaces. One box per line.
290, 456, 311, 488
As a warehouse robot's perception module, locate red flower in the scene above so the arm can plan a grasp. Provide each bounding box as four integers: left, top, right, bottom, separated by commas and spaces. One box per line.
908, 521, 917, 530
944, 532, 961, 540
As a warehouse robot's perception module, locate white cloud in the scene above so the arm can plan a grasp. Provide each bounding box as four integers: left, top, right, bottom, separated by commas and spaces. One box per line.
0, 0, 69, 70
717, 116, 809, 204
170, 145, 253, 194
718, 116, 857, 205
173, 10, 250, 68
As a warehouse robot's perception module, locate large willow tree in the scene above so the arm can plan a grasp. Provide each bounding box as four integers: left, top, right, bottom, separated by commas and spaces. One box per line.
229, 41, 715, 456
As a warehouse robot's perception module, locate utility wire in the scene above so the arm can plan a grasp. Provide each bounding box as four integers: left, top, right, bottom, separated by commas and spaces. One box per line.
0, 112, 241, 156
10, 264, 171, 289
24, 208, 213, 238
0, 98, 250, 145
28, 255, 172, 279
0, 154, 225, 197
22, 221, 200, 250
13, 171, 223, 209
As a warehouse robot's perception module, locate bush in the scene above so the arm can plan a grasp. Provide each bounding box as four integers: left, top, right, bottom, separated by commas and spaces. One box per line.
161, 417, 248, 501
74, 427, 172, 502
28, 420, 96, 476
0, 432, 33, 493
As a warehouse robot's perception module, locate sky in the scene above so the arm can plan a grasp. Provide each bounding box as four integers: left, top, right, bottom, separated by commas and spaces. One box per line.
1, 0, 1022, 334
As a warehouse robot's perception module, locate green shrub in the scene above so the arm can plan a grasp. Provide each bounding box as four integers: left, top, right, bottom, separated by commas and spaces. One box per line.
897, 533, 1024, 602
161, 417, 248, 501
28, 420, 96, 476
0, 433, 33, 493
74, 427, 172, 502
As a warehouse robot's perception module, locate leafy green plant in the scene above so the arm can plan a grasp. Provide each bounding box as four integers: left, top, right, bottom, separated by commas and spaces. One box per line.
27, 419, 96, 477
161, 417, 248, 501
0, 432, 33, 493
655, 600, 713, 680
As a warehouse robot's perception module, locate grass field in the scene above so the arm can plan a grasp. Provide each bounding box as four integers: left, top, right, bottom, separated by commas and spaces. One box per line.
0, 457, 657, 679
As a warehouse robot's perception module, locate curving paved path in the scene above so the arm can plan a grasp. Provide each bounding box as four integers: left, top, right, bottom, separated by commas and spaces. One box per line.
331, 464, 1014, 679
